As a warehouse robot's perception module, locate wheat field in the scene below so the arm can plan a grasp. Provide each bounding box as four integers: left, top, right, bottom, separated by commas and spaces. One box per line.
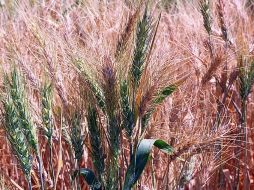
0, 0, 253, 189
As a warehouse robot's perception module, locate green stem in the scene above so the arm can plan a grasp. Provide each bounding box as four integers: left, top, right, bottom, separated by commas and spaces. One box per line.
49, 139, 55, 187
77, 160, 81, 190
242, 100, 249, 190
27, 175, 32, 190
36, 154, 45, 190
235, 99, 248, 190
129, 138, 133, 163
107, 154, 119, 190
151, 157, 156, 190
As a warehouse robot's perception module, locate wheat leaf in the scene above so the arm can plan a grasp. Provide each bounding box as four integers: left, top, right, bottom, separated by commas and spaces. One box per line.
123, 139, 173, 190
79, 168, 102, 190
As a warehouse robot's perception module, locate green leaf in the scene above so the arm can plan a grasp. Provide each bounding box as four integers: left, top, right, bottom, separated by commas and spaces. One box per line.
153, 85, 177, 104
123, 139, 173, 190
141, 85, 177, 131
79, 168, 102, 190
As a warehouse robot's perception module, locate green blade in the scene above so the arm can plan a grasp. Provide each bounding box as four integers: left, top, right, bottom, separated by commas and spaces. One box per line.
142, 85, 177, 130
123, 139, 173, 190
153, 85, 177, 104
79, 168, 102, 190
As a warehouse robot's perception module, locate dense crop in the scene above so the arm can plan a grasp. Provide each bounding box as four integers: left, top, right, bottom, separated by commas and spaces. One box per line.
0, 0, 254, 189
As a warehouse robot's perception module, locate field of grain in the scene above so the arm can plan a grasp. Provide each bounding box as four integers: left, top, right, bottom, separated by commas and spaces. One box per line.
0, 0, 254, 189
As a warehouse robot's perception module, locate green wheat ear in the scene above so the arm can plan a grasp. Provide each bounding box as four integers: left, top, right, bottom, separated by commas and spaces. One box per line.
200, 0, 212, 35
73, 58, 105, 111
70, 111, 84, 163
131, 7, 151, 88
2, 72, 33, 189
239, 58, 254, 100
6, 68, 38, 154
3, 68, 45, 190
2, 94, 33, 175
41, 82, 55, 185
120, 80, 134, 138
87, 106, 105, 180
41, 83, 53, 140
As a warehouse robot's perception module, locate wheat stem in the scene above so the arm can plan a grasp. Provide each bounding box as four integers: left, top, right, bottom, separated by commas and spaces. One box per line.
36, 154, 45, 190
